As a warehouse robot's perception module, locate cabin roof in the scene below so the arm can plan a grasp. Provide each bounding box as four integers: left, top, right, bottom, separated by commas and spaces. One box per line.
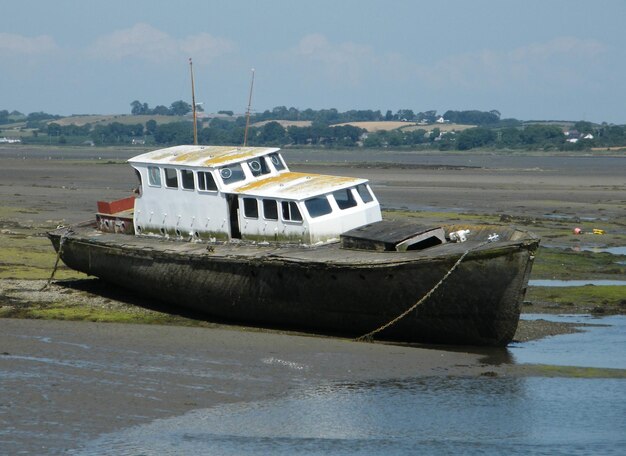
128, 145, 281, 168
233, 171, 367, 200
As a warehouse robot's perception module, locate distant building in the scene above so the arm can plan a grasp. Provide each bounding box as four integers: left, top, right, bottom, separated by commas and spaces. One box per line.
0, 137, 21, 143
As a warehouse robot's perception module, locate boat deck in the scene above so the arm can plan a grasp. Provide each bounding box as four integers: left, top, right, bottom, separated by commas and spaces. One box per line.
55, 224, 536, 267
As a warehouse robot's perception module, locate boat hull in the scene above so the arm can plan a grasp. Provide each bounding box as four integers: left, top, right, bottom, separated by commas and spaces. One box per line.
48, 225, 538, 346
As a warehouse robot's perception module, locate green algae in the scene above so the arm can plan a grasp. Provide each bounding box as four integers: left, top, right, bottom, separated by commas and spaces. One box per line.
526, 285, 626, 314
0, 231, 85, 280
532, 247, 626, 280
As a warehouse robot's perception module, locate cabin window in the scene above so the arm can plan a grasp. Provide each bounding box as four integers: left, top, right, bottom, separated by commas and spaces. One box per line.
181, 169, 194, 190
356, 184, 374, 203
247, 157, 271, 177
281, 201, 303, 222
198, 171, 217, 191
304, 196, 332, 218
148, 166, 161, 187
263, 199, 278, 220
243, 197, 258, 218
164, 168, 178, 188
333, 188, 357, 210
219, 164, 246, 185
268, 152, 286, 171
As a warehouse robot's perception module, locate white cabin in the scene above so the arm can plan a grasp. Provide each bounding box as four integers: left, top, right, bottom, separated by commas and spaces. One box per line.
128, 145, 382, 244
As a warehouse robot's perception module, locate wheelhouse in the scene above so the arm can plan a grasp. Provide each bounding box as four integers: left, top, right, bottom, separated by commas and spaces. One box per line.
128, 145, 382, 244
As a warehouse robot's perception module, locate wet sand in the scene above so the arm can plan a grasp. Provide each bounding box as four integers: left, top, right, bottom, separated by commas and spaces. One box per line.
1, 146, 625, 452
0, 318, 502, 451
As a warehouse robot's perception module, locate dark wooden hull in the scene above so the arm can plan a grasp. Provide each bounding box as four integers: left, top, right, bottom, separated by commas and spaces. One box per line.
48, 224, 539, 346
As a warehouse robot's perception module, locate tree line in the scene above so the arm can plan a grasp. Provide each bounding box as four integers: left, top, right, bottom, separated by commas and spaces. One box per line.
2, 103, 625, 151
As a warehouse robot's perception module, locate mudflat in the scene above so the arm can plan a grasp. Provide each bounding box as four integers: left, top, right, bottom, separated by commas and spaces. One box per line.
1, 146, 625, 453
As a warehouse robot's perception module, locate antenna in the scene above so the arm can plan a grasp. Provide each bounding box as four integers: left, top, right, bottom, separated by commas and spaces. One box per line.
243, 68, 255, 147
189, 57, 198, 145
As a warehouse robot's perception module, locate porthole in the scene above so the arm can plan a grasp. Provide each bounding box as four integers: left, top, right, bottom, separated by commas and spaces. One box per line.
249, 160, 261, 172
220, 167, 232, 179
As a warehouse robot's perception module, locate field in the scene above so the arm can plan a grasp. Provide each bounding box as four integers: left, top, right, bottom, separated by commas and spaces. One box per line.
332, 121, 476, 132
252, 120, 313, 128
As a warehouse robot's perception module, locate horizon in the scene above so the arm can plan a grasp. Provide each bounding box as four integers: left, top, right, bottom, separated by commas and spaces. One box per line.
2, 0, 625, 124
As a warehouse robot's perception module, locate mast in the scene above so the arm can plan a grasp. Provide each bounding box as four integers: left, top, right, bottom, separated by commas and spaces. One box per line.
243, 68, 255, 147
189, 57, 198, 145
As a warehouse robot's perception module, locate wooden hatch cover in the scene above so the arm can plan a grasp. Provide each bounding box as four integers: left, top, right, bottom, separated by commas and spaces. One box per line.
340, 219, 446, 252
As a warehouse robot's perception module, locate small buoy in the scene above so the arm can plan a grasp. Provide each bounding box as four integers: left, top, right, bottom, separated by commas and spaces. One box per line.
573, 227, 582, 235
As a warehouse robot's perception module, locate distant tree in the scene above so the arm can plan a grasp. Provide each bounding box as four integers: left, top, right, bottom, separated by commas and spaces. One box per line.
396, 109, 415, 121
218, 110, 234, 116
27, 111, 61, 122
384, 110, 394, 121
256, 121, 287, 145
287, 125, 311, 145
443, 110, 500, 125
417, 110, 438, 123
153, 121, 193, 144
47, 122, 62, 136
131, 100, 150, 115
152, 105, 169, 115
574, 121, 594, 135
457, 127, 496, 150
145, 119, 157, 135
520, 124, 564, 148
169, 100, 192, 116
498, 127, 522, 147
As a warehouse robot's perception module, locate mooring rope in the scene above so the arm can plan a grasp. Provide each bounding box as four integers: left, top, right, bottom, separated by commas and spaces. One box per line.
41, 227, 73, 291
355, 240, 489, 342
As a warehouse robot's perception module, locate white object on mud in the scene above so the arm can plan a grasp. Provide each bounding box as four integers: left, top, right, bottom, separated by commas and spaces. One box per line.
449, 229, 470, 243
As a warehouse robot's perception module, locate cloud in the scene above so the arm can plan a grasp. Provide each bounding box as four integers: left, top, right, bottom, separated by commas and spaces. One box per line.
88, 23, 235, 64
0, 33, 59, 56
280, 34, 380, 85
278, 33, 607, 95
419, 37, 607, 89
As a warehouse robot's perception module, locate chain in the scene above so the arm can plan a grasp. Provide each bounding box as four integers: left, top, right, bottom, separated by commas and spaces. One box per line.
355, 241, 488, 342
41, 227, 73, 291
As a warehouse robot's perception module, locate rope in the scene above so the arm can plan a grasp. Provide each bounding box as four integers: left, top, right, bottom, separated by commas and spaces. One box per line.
355, 241, 488, 342
41, 227, 72, 291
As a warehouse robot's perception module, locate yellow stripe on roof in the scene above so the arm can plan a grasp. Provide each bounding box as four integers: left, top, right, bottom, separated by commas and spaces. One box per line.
128, 145, 280, 167
233, 172, 366, 200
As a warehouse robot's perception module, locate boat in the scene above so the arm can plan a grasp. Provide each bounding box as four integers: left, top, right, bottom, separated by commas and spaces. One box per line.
48, 144, 539, 346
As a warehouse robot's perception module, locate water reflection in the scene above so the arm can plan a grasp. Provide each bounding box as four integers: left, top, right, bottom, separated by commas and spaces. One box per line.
72, 376, 625, 455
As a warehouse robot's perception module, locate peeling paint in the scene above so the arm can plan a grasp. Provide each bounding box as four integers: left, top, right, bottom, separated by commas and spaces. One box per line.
234, 172, 365, 199
129, 145, 280, 167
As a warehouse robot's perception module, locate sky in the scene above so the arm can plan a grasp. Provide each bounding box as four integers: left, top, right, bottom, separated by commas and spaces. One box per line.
1, 0, 625, 123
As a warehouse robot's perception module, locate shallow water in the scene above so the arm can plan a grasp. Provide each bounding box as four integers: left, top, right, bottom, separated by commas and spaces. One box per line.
581, 246, 626, 255
67, 315, 626, 456
72, 376, 625, 456
529, 279, 626, 287
512, 314, 626, 369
